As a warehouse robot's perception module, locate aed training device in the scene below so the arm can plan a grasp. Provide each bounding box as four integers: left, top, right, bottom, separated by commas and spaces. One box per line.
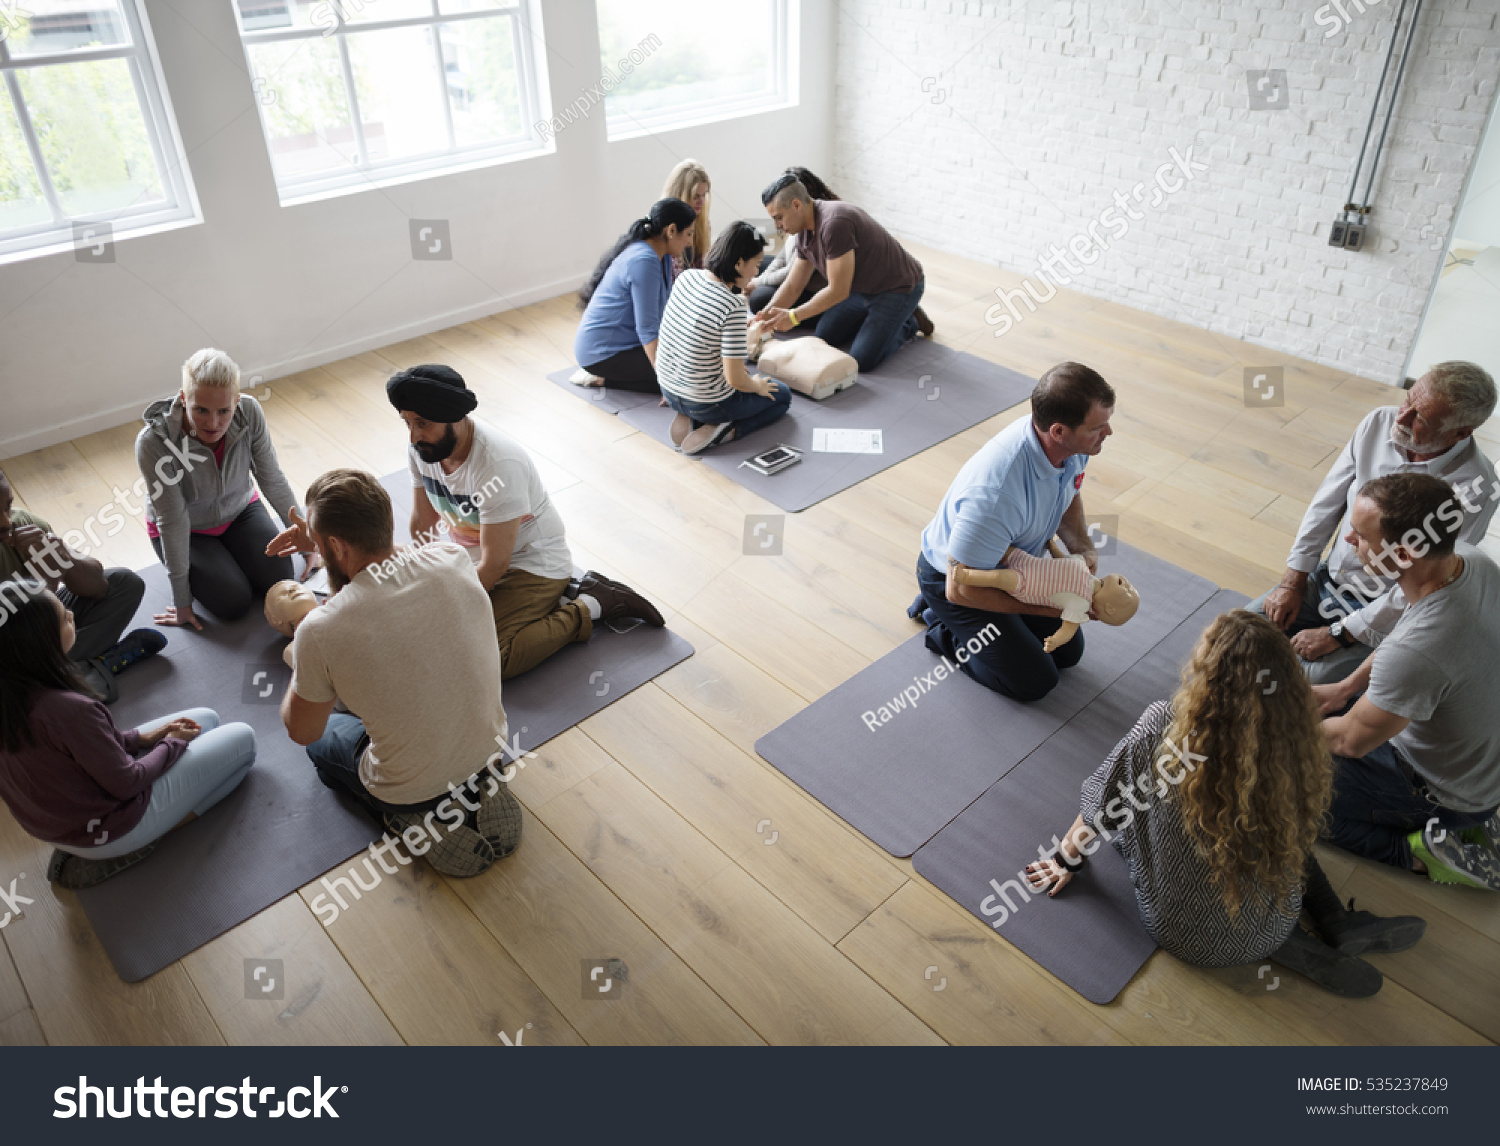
740, 444, 803, 475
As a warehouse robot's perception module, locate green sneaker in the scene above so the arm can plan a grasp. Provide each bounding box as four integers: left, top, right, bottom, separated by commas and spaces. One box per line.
1409, 827, 1500, 891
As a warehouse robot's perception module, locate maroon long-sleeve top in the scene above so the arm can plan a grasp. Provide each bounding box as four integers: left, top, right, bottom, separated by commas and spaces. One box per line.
0, 689, 186, 847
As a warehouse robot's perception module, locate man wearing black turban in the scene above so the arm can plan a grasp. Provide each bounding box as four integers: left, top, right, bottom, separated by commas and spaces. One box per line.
387, 364, 663, 679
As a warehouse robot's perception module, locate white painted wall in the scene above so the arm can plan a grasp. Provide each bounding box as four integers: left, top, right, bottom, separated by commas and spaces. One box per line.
0, 0, 835, 457
831, 0, 1500, 387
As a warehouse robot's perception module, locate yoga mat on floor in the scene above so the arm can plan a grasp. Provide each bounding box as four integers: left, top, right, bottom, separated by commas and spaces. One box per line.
74, 565, 382, 983
76, 504, 693, 981
911, 589, 1248, 1004
546, 367, 661, 415
618, 339, 1035, 513
754, 543, 1218, 857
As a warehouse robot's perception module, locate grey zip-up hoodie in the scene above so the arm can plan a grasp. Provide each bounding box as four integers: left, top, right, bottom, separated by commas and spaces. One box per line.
135, 393, 299, 616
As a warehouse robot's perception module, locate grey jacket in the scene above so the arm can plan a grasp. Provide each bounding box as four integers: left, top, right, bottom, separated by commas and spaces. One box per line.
135, 393, 299, 615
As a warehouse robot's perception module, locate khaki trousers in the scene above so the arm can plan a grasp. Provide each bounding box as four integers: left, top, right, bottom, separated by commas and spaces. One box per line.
491, 567, 592, 680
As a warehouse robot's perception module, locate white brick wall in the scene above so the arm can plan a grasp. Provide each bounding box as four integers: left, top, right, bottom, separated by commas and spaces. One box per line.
831, 0, 1500, 384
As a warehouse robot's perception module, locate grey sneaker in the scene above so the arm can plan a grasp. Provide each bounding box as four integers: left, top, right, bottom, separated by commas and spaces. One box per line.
46, 842, 157, 890
385, 811, 494, 878
681, 421, 735, 455
476, 782, 523, 859
1481, 808, 1500, 852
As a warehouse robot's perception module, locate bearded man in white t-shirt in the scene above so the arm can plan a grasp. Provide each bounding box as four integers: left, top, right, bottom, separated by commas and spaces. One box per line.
384, 364, 663, 679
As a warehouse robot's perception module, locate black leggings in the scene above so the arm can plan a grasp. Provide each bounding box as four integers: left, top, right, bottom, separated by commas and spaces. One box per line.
584, 346, 659, 394
151, 499, 293, 621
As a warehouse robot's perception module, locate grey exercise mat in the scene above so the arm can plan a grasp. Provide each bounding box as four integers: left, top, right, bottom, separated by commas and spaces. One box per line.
76, 506, 692, 981
754, 542, 1218, 856
546, 367, 661, 414
911, 589, 1248, 1004
73, 565, 382, 983
619, 339, 1035, 513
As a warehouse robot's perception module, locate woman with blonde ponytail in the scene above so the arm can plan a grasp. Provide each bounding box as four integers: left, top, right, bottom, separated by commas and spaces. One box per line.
1025, 610, 1425, 996
662, 159, 712, 273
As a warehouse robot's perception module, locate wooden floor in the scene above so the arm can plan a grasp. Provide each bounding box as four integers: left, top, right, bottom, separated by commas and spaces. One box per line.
2, 244, 1497, 1046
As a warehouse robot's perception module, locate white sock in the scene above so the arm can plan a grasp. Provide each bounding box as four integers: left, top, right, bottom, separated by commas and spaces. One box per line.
578, 593, 602, 620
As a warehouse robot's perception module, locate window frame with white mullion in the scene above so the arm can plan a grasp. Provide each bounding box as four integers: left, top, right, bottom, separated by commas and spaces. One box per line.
238, 0, 547, 205
0, 0, 200, 265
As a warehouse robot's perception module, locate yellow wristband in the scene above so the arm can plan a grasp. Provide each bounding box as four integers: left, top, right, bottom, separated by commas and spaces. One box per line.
788, 309, 800, 327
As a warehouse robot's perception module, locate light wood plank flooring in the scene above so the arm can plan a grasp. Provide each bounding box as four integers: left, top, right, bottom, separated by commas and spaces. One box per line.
2, 244, 1496, 1045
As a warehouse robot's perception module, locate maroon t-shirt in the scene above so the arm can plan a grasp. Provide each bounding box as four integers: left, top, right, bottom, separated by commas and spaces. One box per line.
795, 200, 923, 297
0, 689, 186, 847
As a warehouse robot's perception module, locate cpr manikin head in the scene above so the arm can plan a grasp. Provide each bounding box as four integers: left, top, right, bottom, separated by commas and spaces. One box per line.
264, 579, 318, 638
1093, 573, 1140, 626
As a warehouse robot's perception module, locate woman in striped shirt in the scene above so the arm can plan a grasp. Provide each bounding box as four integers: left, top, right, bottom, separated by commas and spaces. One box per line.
656, 222, 792, 456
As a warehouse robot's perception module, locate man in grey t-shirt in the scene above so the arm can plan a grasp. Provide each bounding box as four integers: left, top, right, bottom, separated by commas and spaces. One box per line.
1318, 473, 1500, 889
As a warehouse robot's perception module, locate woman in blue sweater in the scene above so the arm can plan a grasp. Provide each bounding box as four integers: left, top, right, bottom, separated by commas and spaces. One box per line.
572, 198, 698, 395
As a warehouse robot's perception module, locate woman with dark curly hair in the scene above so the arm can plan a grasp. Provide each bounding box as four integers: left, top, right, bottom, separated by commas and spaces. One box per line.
1025, 610, 1424, 996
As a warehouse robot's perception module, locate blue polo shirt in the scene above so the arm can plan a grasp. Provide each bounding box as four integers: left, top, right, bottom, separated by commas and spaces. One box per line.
920, 417, 1089, 571
574, 241, 673, 368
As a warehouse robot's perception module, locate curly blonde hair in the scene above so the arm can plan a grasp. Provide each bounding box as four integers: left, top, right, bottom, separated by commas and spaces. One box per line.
1165, 610, 1332, 918
662, 159, 711, 269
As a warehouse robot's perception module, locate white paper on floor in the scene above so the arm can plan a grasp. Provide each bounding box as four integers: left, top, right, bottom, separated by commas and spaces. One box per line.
812, 427, 883, 454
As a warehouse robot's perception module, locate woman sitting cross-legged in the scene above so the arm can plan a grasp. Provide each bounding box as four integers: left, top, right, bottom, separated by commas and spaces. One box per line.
657, 221, 792, 455
572, 198, 698, 394
1025, 609, 1426, 997
0, 580, 256, 889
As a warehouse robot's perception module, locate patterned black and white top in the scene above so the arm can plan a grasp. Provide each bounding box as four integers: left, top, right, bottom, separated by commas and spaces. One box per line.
656, 268, 750, 405
1079, 700, 1301, 967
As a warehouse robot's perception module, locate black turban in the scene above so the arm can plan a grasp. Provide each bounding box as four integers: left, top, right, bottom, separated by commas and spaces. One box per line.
385, 363, 478, 423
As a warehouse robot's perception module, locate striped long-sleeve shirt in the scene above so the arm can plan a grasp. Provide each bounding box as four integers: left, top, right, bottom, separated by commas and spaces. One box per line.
1004, 548, 1097, 623
656, 269, 749, 405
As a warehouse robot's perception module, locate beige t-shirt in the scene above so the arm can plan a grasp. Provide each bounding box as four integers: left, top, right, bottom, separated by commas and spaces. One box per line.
291, 542, 507, 805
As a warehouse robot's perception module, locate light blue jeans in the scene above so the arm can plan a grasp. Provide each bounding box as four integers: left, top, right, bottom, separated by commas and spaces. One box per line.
54, 707, 256, 859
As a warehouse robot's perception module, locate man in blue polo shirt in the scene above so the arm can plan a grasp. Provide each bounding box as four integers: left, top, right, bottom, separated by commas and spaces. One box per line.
912, 362, 1116, 701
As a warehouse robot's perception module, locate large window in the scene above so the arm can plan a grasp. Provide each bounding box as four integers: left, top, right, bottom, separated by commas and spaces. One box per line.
0, 0, 199, 264
595, 0, 795, 141
235, 0, 546, 204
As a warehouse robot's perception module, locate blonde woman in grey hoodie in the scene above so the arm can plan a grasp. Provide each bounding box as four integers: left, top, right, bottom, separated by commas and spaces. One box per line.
135, 349, 302, 629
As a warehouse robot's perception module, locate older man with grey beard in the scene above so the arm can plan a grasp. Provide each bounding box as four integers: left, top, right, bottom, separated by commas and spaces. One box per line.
1248, 360, 1497, 685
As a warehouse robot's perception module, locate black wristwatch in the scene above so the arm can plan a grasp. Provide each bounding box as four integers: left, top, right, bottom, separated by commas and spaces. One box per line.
1329, 620, 1357, 648
1056, 849, 1085, 873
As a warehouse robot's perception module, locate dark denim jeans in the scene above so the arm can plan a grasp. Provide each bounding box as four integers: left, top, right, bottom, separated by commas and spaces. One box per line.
306, 712, 447, 820
811, 276, 925, 373
915, 553, 1084, 703
1326, 742, 1496, 869
663, 381, 793, 442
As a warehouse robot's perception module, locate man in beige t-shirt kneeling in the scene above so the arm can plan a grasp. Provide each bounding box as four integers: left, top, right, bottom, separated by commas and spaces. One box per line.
277, 469, 520, 877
